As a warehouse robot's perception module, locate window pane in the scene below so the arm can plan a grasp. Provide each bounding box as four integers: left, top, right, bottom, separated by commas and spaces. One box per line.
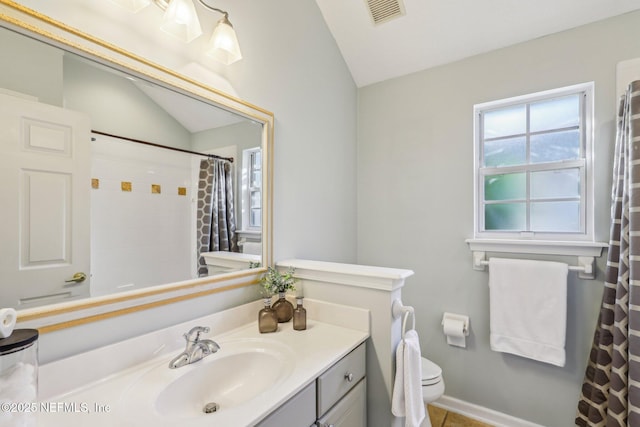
250, 208, 261, 227
484, 173, 526, 201
530, 130, 580, 163
483, 105, 526, 138
251, 170, 262, 187
483, 136, 526, 167
250, 190, 261, 208
531, 168, 580, 199
531, 201, 580, 232
485, 203, 526, 230
530, 94, 580, 132
252, 151, 261, 169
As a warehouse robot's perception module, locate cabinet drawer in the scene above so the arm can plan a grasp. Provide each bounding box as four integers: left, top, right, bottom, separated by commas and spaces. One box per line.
317, 378, 366, 427
317, 342, 366, 416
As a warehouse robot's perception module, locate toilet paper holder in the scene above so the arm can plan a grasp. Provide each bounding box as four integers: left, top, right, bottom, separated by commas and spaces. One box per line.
442, 312, 469, 334
442, 312, 470, 348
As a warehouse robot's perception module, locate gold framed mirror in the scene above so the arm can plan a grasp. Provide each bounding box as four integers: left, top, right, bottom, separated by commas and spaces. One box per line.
0, 1, 273, 333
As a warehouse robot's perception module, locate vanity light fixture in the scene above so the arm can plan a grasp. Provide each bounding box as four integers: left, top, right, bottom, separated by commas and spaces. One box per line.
158, 0, 202, 43
203, 11, 242, 65
110, 0, 243, 64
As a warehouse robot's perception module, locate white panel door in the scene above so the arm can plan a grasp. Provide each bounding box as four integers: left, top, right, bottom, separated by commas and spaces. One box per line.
0, 92, 91, 308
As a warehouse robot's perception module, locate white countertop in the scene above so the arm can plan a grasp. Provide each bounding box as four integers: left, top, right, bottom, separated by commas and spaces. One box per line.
31, 299, 369, 427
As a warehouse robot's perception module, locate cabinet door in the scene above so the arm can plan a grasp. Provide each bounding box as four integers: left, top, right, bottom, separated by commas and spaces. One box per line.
257, 382, 316, 427
317, 379, 366, 427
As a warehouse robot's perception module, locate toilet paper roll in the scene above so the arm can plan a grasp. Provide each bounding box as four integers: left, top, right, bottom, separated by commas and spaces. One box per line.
443, 318, 466, 348
0, 308, 17, 338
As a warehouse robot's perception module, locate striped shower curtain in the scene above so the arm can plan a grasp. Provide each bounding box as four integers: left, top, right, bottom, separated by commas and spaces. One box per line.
576, 80, 640, 426
196, 158, 238, 276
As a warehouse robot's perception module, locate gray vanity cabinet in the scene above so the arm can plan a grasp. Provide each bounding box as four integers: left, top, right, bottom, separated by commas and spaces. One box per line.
256, 342, 367, 427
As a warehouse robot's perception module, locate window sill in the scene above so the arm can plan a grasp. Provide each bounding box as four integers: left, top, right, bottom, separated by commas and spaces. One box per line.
465, 238, 608, 257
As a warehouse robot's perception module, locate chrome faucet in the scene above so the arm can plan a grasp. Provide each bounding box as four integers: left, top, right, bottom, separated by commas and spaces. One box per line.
168, 326, 220, 369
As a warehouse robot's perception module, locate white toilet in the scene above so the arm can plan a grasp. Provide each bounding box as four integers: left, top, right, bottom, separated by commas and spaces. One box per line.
421, 357, 444, 403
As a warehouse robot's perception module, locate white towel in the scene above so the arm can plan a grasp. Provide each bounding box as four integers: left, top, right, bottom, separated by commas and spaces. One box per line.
392, 330, 428, 427
489, 258, 569, 367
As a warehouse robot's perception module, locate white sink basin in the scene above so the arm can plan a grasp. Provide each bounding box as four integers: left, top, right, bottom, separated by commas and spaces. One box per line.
119, 337, 295, 423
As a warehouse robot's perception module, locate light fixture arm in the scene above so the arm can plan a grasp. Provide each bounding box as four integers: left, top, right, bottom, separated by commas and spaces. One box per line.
196, 0, 228, 19
152, 0, 232, 25
153, 0, 228, 17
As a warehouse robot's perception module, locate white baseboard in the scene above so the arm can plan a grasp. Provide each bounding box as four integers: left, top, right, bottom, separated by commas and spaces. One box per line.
432, 395, 547, 427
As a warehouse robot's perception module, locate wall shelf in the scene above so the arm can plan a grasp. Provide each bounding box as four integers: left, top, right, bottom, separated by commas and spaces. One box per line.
465, 239, 609, 280
465, 239, 608, 257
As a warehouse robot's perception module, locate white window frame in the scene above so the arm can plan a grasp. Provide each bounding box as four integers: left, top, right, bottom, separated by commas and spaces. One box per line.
472, 82, 595, 246
241, 147, 262, 232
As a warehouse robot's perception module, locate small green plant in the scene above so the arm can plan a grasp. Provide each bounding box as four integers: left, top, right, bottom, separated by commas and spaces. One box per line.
260, 267, 297, 295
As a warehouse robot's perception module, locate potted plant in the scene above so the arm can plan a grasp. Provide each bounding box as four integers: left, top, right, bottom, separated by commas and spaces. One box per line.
260, 267, 297, 322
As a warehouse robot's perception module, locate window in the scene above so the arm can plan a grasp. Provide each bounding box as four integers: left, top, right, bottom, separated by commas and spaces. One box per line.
241, 147, 262, 231
473, 83, 594, 242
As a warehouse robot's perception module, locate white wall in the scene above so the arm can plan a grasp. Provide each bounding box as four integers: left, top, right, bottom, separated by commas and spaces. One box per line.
9, 0, 358, 364
357, 10, 640, 427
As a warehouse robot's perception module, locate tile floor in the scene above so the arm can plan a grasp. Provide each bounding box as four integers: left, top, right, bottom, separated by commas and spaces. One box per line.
427, 405, 494, 427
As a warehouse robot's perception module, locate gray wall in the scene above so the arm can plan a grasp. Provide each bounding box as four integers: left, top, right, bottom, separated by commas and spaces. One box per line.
0, 28, 192, 148
357, 11, 640, 427
64, 56, 191, 149
0, 28, 63, 105
191, 121, 261, 154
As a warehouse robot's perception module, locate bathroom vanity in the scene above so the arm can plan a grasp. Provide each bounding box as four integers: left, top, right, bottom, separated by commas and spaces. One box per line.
34, 299, 369, 427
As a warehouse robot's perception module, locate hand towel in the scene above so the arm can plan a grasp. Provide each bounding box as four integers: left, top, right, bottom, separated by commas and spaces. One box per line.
392, 329, 428, 427
489, 257, 568, 367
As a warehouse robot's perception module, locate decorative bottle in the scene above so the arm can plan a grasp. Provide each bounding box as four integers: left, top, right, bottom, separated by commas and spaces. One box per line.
293, 297, 307, 331
258, 297, 278, 333
272, 292, 294, 323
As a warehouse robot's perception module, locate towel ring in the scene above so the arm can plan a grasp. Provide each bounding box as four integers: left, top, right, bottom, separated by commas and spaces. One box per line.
401, 308, 415, 339
392, 299, 416, 339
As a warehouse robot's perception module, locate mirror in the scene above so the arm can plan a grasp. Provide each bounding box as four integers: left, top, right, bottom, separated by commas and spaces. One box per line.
0, 5, 272, 323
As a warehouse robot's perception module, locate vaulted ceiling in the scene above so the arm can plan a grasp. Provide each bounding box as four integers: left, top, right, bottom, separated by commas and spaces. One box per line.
314, 0, 640, 87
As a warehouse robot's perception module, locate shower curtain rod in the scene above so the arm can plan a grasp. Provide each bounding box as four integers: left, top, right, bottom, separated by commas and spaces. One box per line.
91, 130, 234, 163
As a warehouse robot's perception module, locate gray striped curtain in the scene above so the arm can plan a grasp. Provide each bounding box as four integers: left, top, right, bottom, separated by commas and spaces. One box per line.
196, 158, 238, 276
576, 80, 640, 426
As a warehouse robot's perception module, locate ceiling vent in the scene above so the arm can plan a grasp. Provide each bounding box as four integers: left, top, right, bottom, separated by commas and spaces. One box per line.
365, 0, 406, 25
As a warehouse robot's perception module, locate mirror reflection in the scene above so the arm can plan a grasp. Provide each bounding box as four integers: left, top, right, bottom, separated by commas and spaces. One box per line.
0, 26, 264, 310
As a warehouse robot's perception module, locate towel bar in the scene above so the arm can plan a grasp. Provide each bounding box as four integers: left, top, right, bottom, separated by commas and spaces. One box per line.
472, 251, 595, 280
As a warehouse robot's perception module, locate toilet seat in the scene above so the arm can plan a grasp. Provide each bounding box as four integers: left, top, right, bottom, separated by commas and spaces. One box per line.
421, 357, 442, 386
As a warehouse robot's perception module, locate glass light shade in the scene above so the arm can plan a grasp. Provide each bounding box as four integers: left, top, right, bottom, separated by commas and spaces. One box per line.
110, 0, 151, 13
160, 0, 203, 43
204, 17, 242, 65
